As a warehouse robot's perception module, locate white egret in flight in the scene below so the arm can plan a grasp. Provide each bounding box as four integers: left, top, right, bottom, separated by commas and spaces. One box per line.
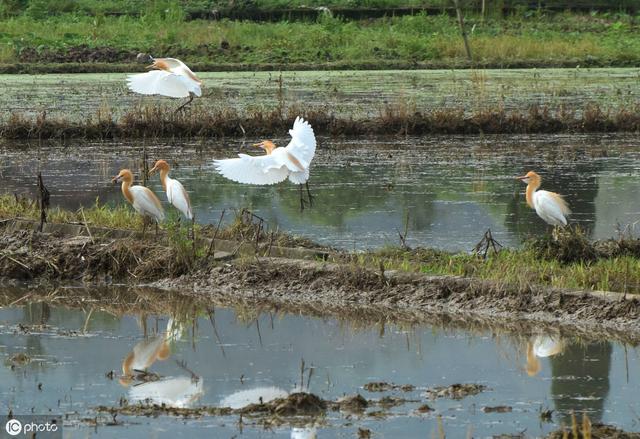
516, 171, 570, 226
149, 160, 193, 220
112, 169, 165, 234
213, 116, 317, 209
127, 57, 202, 111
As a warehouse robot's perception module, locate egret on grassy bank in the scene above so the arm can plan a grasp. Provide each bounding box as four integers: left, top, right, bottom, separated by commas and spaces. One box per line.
516, 171, 570, 226
112, 169, 165, 234
127, 57, 202, 112
149, 160, 193, 221
213, 116, 317, 210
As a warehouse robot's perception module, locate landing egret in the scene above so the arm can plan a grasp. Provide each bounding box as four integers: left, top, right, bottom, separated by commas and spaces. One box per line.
213, 116, 317, 209
516, 171, 570, 226
112, 169, 165, 234
149, 160, 193, 220
127, 57, 202, 111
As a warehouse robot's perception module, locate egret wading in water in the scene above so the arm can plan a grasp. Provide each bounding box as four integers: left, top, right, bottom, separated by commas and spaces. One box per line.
516, 171, 571, 227
213, 117, 317, 210
525, 335, 564, 376
112, 169, 165, 235
149, 160, 193, 222
127, 57, 202, 112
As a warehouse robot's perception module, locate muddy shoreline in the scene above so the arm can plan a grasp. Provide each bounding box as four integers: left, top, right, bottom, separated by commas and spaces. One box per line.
1, 220, 639, 343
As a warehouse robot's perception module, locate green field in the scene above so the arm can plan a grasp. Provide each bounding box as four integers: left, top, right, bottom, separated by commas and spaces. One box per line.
0, 4, 639, 71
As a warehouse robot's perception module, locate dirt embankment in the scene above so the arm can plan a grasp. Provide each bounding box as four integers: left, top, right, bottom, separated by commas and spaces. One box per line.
1, 221, 639, 342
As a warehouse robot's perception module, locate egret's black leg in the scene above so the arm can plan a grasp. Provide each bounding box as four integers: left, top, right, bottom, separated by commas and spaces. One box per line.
305, 182, 314, 207
175, 95, 194, 113
299, 184, 305, 211
142, 217, 148, 237
155, 221, 159, 236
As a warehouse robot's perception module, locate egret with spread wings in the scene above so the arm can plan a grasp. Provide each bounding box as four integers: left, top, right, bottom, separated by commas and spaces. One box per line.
213, 117, 317, 209
516, 170, 570, 227
127, 57, 202, 112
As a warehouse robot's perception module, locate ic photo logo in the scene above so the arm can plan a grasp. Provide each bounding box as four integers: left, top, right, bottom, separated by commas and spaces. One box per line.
4, 416, 61, 438
5, 419, 21, 436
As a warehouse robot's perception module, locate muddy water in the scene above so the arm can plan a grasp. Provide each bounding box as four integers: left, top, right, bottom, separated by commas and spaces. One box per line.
0, 287, 638, 438
1, 68, 638, 121
2, 133, 639, 251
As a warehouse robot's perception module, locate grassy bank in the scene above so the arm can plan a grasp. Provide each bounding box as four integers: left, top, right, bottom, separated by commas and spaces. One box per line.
0, 11, 639, 70
2, 194, 640, 295
3, 101, 640, 139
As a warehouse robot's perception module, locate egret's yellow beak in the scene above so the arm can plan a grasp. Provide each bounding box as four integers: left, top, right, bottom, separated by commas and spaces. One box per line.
111, 175, 121, 184
146, 62, 156, 70
148, 165, 158, 176
515, 175, 530, 184
252, 142, 263, 149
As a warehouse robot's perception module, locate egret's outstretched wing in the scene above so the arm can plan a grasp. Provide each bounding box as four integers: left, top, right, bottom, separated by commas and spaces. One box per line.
214, 154, 289, 185
166, 178, 193, 220
284, 117, 316, 170
127, 70, 191, 98
130, 186, 165, 221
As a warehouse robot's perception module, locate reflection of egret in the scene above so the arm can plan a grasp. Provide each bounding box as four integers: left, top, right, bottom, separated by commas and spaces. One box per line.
526, 335, 565, 376
149, 160, 193, 220
516, 171, 571, 226
291, 426, 317, 439
127, 57, 202, 112
128, 376, 204, 408
213, 117, 317, 209
112, 169, 164, 234
120, 335, 171, 385
219, 386, 289, 409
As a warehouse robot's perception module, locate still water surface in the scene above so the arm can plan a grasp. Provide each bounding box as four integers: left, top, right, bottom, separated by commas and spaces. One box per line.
1, 133, 639, 251
0, 288, 638, 438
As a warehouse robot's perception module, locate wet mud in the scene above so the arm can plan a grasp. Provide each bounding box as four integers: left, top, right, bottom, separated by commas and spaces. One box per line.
1, 221, 639, 343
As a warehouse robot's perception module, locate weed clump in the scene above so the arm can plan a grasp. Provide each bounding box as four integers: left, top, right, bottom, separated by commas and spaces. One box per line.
527, 226, 597, 264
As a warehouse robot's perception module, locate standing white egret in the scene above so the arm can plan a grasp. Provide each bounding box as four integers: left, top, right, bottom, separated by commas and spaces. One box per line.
149, 160, 193, 220
213, 116, 317, 209
112, 169, 165, 234
127, 57, 202, 111
516, 171, 571, 226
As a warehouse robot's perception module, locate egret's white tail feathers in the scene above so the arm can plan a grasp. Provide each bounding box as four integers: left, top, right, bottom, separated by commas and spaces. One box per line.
288, 168, 309, 184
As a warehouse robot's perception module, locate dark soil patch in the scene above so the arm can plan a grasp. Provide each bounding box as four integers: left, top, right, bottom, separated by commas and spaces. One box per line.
363, 381, 415, 392
424, 383, 487, 400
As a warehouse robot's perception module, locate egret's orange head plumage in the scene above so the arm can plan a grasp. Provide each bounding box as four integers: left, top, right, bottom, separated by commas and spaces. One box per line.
149, 160, 170, 175
112, 169, 133, 184
147, 59, 171, 72
253, 140, 277, 155
515, 170, 541, 187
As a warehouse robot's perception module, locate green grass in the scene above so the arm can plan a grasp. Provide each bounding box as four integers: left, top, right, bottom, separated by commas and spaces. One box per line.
0, 10, 639, 68
2, 194, 639, 294
353, 244, 640, 294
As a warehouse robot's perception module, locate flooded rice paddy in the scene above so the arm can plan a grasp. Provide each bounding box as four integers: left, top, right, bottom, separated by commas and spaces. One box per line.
1, 133, 640, 251
2, 68, 639, 121
1, 287, 639, 438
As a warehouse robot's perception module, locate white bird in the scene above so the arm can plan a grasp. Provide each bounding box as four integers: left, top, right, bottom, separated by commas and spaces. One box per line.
149, 160, 193, 220
213, 116, 317, 209
516, 170, 571, 226
112, 169, 165, 234
127, 57, 202, 111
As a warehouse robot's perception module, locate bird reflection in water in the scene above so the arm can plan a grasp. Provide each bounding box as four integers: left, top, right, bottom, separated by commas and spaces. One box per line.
525, 334, 565, 376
